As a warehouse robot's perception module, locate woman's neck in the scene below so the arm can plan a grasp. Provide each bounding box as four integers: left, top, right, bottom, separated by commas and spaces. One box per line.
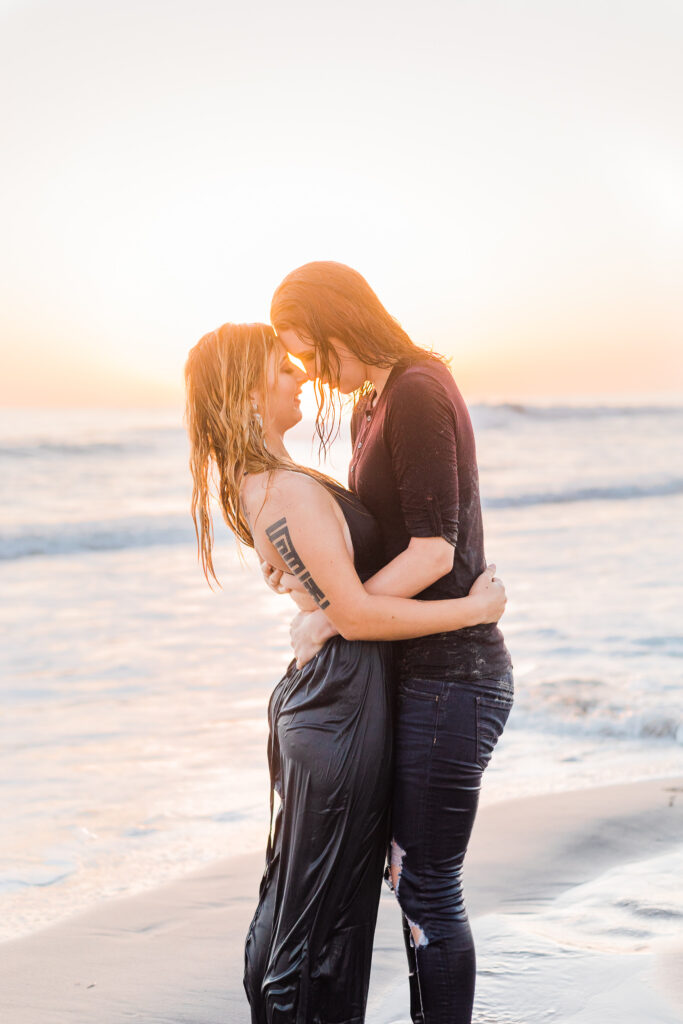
368, 365, 394, 399
262, 430, 290, 460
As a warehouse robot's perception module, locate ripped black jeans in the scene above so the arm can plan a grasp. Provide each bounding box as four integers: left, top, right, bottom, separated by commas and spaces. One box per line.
390, 672, 514, 1024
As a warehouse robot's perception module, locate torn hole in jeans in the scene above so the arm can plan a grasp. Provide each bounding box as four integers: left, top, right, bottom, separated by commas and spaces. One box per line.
406, 918, 429, 948
389, 838, 406, 894
389, 839, 429, 948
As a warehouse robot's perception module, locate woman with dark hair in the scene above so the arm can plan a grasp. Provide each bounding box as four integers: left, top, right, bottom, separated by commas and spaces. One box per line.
184, 322, 506, 1024
268, 263, 514, 1024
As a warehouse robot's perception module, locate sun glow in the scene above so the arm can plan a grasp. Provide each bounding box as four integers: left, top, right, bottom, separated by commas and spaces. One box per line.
1, 1, 682, 406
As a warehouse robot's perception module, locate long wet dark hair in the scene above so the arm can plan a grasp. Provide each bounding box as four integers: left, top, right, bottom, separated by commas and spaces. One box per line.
270, 261, 447, 453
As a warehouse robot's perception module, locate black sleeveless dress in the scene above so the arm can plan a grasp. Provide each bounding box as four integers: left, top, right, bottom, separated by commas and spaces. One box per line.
244, 482, 393, 1024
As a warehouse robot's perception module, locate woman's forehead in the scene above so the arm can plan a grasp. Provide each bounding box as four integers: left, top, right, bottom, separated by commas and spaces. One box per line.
273, 341, 301, 368
276, 328, 315, 356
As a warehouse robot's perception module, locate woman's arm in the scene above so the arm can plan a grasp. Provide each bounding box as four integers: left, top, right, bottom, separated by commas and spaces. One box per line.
260, 536, 461, 653
262, 536, 470, 662
288, 562, 502, 666
247, 471, 505, 645
362, 536, 456, 595
264, 534, 453, 601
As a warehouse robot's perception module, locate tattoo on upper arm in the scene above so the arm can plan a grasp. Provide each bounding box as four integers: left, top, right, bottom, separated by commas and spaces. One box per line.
265, 517, 330, 610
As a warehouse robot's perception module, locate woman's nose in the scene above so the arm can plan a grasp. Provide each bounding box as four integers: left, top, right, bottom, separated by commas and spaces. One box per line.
295, 365, 309, 383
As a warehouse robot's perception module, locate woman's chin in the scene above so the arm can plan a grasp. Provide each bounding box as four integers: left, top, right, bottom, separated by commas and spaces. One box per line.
339, 378, 365, 396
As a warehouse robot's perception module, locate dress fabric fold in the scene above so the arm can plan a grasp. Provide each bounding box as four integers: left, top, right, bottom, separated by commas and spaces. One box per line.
244, 638, 393, 1024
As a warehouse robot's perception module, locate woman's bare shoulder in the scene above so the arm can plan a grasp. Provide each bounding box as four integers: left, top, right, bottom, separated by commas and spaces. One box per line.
242, 468, 330, 517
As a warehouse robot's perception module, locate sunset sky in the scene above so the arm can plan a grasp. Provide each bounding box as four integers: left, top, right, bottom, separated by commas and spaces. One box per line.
1, 0, 682, 406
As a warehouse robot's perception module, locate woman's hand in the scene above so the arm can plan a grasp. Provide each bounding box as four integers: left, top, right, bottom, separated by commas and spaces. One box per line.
468, 563, 507, 623
260, 561, 320, 612
290, 610, 339, 668
260, 559, 286, 593
282, 581, 321, 610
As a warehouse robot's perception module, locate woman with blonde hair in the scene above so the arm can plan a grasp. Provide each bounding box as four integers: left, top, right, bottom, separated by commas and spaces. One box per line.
184, 321, 506, 1024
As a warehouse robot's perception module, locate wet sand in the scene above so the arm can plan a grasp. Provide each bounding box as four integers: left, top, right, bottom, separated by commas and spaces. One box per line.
2, 776, 682, 1023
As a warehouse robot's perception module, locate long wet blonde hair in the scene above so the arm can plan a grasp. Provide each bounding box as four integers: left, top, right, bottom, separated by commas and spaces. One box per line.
184, 321, 337, 584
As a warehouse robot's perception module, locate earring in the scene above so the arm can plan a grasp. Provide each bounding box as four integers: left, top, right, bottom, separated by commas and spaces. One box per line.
251, 402, 263, 428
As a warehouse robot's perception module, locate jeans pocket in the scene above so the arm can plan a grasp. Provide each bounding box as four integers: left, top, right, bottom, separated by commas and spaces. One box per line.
398, 678, 443, 702
475, 692, 513, 770
397, 680, 443, 757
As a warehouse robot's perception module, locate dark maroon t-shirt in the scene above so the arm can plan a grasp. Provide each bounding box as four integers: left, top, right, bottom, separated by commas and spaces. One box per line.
349, 356, 512, 682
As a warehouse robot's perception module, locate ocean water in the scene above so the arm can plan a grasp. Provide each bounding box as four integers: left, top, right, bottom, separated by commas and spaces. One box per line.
1, 400, 682, 946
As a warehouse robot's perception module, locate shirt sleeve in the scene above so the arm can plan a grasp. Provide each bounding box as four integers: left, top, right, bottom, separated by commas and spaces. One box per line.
385, 369, 460, 546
